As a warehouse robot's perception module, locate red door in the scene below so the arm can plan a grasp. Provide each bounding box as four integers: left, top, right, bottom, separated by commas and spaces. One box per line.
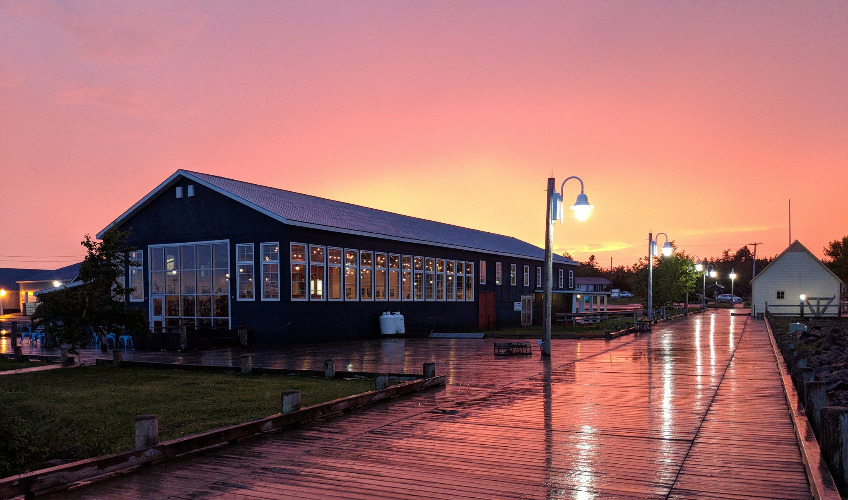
478, 292, 496, 330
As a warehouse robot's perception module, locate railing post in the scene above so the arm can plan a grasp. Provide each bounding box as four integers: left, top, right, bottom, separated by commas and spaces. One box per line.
423, 362, 436, 378
282, 390, 301, 414
805, 381, 827, 435
240, 354, 253, 374
113, 350, 123, 366
135, 414, 158, 449
324, 359, 335, 379
375, 374, 388, 391
821, 406, 848, 492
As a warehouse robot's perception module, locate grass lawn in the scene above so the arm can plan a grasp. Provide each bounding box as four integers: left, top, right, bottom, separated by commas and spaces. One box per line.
484, 317, 637, 339
0, 357, 50, 371
0, 365, 377, 477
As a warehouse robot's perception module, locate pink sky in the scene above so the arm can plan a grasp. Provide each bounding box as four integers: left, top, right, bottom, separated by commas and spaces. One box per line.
1, 1, 846, 271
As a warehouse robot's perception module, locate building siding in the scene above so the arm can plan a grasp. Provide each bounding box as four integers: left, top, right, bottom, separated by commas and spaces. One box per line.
752, 244, 842, 316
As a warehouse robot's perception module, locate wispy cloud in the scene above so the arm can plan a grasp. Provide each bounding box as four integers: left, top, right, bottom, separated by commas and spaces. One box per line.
680, 225, 782, 237
56, 85, 163, 115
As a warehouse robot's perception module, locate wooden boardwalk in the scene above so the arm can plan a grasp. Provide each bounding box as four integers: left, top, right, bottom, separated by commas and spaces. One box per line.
37, 311, 811, 499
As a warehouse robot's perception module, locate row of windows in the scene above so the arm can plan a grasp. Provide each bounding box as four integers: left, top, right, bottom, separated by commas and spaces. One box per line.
236, 242, 478, 302
487, 261, 574, 289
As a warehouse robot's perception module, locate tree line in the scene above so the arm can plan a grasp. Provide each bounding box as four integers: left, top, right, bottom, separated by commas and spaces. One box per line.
571, 235, 848, 307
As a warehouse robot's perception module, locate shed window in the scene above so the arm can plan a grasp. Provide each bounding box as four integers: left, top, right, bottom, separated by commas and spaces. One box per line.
236, 244, 254, 300
776, 290, 785, 300
523, 265, 530, 287
569, 270, 574, 289
558, 269, 564, 289
536, 267, 541, 288
261, 243, 280, 301
510, 264, 517, 286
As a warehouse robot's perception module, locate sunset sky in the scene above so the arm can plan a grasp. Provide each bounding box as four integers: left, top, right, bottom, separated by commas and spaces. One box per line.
2, 1, 846, 272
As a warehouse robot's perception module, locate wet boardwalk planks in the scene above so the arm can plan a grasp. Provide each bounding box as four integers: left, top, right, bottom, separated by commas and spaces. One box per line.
34, 311, 811, 499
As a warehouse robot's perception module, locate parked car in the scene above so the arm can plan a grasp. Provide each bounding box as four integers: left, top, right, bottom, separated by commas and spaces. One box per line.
716, 294, 744, 304
619, 291, 634, 298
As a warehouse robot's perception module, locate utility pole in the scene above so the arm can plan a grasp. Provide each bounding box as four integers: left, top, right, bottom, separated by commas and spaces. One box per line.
748, 242, 762, 278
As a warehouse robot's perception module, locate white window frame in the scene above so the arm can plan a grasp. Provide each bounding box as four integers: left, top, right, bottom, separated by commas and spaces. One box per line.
413, 256, 424, 301
496, 262, 502, 285
776, 290, 785, 300
510, 264, 517, 286
359, 250, 373, 301
389, 254, 401, 301
479, 260, 487, 285
328, 247, 343, 301
128, 250, 144, 301
455, 260, 465, 301
289, 242, 308, 301
309, 244, 326, 301
568, 269, 574, 289
261, 242, 280, 301
523, 265, 530, 287
345, 249, 359, 301
465, 261, 474, 301
558, 269, 564, 289
425, 257, 435, 301
536, 267, 542, 288
236, 243, 254, 301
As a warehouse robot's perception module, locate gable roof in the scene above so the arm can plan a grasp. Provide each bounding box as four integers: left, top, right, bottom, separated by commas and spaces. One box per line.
99, 170, 576, 264
750, 240, 843, 285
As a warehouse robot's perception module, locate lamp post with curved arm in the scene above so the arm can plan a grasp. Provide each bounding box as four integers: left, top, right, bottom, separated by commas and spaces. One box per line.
647, 232, 673, 320
542, 176, 593, 357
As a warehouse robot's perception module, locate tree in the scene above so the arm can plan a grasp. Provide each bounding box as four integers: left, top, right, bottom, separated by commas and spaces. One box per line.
630, 248, 700, 307
824, 236, 848, 284
32, 228, 149, 354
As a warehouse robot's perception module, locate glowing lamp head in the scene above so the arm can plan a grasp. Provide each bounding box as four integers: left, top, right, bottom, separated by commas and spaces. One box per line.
694, 260, 703, 273
53, 281, 62, 288
800, 294, 806, 301
569, 192, 594, 222
0, 289, 5, 297
729, 269, 736, 280
660, 241, 673, 257
709, 269, 717, 278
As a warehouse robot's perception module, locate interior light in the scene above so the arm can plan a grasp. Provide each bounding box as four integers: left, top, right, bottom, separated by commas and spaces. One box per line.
570, 193, 594, 222
53, 281, 62, 287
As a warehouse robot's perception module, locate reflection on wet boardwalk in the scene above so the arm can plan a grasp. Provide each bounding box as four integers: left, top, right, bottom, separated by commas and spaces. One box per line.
31, 310, 809, 499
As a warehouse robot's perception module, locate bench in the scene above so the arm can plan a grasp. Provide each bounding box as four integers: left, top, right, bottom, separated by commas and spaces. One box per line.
636, 319, 652, 332
494, 341, 532, 356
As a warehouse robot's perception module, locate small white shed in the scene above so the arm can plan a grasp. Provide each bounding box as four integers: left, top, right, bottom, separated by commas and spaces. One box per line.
751, 240, 843, 317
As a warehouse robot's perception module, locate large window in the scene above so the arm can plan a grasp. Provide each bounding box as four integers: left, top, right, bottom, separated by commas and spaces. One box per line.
413, 257, 424, 300
290, 243, 307, 300
425, 258, 435, 300
456, 261, 465, 301
328, 248, 342, 301
446, 260, 455, 301
236, 244, 254, 300
375, 253, 387, 300
345, 249, 358, 300
436, 259, 445, 300
465, 262, 474, 301
309, 245, 325, 300
128, 250, 143, 301
149, 241, 229, 331
568, 269, 574, 289
402, 256, 413, 300
523, 265, 530, 287
389, 254, 400, 301
360, 251, 373, 300
536, 267, 542, 288
261, 242, 280, 300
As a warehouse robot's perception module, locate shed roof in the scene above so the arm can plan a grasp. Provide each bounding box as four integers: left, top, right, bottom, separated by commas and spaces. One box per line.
750, 240, 843, 285
100, 170, 576, 264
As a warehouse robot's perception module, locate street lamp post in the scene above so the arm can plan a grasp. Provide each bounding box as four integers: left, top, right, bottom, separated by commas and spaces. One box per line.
729, 268, 737, 306
647, 232, 673, 320
543, 176, 593, 357
700, 264, 716, 306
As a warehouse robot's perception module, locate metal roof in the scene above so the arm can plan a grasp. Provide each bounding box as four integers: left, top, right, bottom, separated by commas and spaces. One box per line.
100, 170, 576, 264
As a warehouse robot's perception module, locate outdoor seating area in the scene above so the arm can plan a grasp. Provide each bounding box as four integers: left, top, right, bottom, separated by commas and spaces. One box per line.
18, 325, 45, 346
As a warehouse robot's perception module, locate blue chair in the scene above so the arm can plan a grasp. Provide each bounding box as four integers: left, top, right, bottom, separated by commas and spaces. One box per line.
87, 326, 100, 349
106, 332, 116, 349
31, 327, 45, 347
20, 325, 33, 344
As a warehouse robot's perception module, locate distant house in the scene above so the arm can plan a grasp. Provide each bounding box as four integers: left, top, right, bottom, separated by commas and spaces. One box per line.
0, 268, 48, 314
16, 263, 81, 314
751, 240, 843, 317
573, 276, 611, 314
96, 170, 581, 343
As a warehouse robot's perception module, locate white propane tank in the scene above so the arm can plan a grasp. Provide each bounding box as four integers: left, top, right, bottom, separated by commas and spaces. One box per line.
379, 312, 396, 334
393, 312, 405, 334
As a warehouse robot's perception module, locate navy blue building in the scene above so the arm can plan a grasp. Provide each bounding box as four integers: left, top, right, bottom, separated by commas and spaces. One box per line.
99, 170, 578, 344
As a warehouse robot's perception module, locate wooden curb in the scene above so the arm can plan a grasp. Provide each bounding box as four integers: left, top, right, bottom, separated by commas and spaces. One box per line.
0, 375, 445, 499
765, 318, 841, 500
